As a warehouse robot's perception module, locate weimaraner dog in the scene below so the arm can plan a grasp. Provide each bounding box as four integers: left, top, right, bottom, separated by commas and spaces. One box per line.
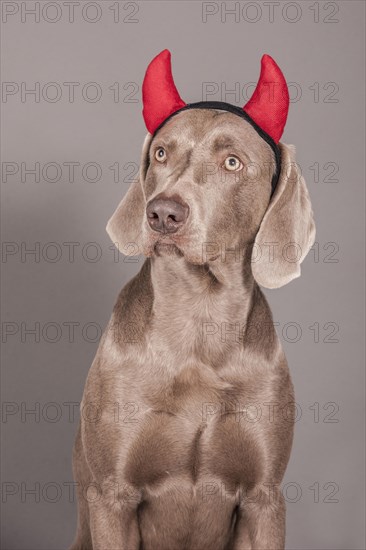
70, 51, 315, 550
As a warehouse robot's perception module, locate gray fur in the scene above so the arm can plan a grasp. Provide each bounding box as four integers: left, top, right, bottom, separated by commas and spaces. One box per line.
70, 109, 315, 550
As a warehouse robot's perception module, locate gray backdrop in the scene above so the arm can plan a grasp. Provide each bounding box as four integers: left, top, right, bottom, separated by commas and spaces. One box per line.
1, 1, 365, 549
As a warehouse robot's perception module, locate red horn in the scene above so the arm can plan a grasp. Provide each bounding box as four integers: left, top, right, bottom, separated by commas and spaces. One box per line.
244, 54, 289, 143
142, 49, 186, 134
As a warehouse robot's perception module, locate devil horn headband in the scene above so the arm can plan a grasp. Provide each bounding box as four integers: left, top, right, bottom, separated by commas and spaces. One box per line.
142, 49, 289, 142
142, 49, 290, 194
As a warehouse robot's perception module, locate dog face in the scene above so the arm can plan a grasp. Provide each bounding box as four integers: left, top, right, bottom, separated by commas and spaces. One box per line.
140, 109, 275, 265
107, 110, 315, 288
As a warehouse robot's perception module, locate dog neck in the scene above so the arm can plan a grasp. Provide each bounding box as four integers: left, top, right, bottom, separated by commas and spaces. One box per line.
150, 249, 255, 306
148, 248, 258, 368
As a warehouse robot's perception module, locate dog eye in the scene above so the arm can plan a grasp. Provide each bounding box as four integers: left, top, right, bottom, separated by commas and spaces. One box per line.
155, 147, 167, 162
223, 156, 243, 171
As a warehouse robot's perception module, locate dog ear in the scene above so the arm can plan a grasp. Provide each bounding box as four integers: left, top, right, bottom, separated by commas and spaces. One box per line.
106, 134, 151, 256
251, 143, 316, 289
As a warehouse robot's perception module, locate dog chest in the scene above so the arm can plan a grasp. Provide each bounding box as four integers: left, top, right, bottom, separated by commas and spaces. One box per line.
122, 365, 262, 493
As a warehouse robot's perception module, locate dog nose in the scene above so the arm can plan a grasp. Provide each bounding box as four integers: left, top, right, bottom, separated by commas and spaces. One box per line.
146, 198, 189, 234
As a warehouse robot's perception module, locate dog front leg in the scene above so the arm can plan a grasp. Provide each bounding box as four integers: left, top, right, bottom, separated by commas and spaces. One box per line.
88, 482, 141, 550
240, 484, 286, 550
232, 509, 252, 550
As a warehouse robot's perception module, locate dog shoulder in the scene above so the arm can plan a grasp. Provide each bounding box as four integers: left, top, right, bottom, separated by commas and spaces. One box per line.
82, 260, 154, 391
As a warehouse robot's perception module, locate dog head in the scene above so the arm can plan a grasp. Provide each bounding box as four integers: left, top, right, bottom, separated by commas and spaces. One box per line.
107, 51, 315, 289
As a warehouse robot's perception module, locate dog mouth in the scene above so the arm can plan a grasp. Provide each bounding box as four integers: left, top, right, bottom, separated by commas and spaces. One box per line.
142, 224, 187, 259
148, 233, 219, 265
145, 227, 213, 265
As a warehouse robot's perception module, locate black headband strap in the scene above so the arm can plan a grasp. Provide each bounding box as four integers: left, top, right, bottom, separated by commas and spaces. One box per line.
152, 101, 281, 197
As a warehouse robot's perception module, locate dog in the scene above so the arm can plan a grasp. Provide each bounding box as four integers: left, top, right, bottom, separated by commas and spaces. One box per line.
70, 50, 315, 550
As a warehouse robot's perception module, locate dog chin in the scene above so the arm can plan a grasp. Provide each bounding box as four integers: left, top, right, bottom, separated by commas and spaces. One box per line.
141, 235, 183, 258
153, 244, 216, 266
142, 236, 204, 264
142, 229, 221, 265
153, 242, 184, 258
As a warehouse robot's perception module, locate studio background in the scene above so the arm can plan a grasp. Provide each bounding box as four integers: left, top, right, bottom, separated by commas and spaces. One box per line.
1, 1, 365, 549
